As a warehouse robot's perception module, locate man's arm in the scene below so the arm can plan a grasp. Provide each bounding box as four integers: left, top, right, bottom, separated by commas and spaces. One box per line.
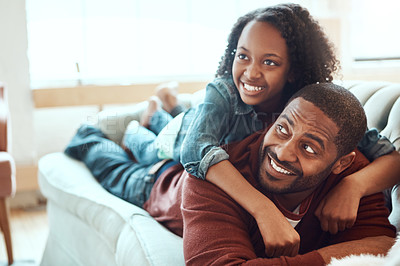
181, 174, 323, 265
181, 174, 395, 266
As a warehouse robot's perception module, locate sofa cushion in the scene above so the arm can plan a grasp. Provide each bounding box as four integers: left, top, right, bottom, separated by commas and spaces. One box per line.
39, 152, 184, 265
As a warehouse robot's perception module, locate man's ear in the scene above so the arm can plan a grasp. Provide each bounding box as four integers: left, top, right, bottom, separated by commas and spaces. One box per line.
331, 151, 356, 174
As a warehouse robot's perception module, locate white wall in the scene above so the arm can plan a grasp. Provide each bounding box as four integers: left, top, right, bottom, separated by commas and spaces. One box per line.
0, 0, 99, 167
0, 0, 35, 165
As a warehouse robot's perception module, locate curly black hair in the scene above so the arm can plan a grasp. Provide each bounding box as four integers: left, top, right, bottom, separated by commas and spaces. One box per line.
216, 3, 339, 100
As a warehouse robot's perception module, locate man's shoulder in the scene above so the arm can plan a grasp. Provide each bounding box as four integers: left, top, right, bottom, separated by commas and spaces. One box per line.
182, 171, 251, 217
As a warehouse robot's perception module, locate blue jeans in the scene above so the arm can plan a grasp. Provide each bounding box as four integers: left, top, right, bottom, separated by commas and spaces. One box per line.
123, 106, 185, 166
123, 109, 173, 166
64, 125, 157, 207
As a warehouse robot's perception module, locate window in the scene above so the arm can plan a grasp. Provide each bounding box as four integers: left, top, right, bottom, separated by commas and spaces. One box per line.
26, 0, 287, 88
26, 0, 399, 88
349, 0, 400, 62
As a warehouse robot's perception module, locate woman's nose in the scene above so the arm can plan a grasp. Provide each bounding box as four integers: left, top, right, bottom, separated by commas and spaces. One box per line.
244, 63, 262, 79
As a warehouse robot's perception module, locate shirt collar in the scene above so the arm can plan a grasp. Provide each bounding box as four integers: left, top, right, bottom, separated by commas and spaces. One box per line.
224, 76, 255, 115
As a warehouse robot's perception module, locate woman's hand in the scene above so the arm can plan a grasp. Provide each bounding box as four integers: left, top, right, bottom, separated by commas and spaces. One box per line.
206, 160, 301, 257
254, 201, 300, 257
314, 175, 363, 234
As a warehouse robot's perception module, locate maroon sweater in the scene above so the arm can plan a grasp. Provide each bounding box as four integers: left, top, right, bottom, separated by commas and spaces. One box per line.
144, 131, 395, 265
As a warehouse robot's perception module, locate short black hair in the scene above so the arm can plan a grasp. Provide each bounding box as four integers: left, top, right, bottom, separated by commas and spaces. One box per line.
290, 83, 367, 157
217, 3, 339, 103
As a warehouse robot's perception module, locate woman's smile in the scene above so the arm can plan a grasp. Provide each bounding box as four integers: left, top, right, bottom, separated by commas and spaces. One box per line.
240, 82, 266, 96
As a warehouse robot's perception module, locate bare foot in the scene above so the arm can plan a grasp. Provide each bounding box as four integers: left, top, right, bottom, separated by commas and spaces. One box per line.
155, 81, 179, 113
140, 96, 160, 128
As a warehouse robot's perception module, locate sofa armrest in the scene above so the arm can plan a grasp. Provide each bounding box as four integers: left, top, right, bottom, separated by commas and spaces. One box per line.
38, 152, 184, 265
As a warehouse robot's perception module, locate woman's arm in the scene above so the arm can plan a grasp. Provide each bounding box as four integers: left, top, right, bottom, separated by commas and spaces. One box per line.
206, 160, 300, 257
315, 150, 400, 233
180, 80, 232, 179
180, 79, 299, 256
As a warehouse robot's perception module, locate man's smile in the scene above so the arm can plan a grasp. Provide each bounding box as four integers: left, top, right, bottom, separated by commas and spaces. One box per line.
269, 155, 294, 175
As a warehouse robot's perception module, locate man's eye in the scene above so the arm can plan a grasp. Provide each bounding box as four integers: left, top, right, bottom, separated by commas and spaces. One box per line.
264, 60, 277, 66
304, 144, 316, 154
278, 124, 288, 135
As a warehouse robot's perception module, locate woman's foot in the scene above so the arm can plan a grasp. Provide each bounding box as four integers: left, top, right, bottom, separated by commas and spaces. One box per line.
155, 81, 179, 113
140, 96, 160, 128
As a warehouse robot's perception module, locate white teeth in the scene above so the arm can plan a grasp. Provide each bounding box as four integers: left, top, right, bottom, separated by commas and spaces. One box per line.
244, 83, 264, 92
270, 157, 292, 175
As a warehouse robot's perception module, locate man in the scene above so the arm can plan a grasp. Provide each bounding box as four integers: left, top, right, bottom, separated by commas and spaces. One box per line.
65, 83, 395, 265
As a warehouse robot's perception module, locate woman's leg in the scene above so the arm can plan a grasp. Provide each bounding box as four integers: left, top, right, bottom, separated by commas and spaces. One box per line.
122, 120, 161, 165
140, 97, 174, 135
148, 109, 174, 135
156, 81, 186, 118
65, 124, 155, 206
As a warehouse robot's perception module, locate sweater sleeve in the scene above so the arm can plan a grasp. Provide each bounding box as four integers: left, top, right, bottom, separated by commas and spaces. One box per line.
328, 192, 396, 245
181, 173, 326, 266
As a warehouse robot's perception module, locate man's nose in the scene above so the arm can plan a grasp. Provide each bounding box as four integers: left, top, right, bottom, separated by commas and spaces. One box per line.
244, 62, 262, 79
275, 141, 297, 163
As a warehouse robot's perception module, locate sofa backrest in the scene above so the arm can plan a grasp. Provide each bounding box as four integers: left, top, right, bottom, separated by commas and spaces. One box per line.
342, 81, 400, 151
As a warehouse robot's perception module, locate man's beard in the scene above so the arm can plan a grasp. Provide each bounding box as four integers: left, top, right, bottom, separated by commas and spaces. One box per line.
258, 146, 334, 194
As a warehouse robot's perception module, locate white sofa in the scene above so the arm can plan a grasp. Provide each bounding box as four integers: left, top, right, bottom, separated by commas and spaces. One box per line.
38, 81, 400, 266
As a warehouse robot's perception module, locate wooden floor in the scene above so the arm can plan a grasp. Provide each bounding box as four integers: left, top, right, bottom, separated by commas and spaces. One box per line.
0, 205, 48, 265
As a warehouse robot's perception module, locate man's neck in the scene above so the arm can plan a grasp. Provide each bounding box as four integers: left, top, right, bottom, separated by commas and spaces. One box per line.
273, 188, 314, 212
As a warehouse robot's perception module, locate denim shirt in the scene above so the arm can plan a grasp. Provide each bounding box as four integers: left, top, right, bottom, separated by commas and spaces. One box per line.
178, 77, 395, 180
178, 77, 268, 179
358, 128, 395, 161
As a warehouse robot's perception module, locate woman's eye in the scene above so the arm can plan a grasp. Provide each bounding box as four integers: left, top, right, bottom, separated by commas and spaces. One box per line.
304, 144, 316, 154
237, 54, 248, 60
264, 60, 277, 66
277, 124, 288, 135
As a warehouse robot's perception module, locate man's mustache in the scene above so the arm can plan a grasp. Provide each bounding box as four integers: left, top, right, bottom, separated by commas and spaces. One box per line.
263, 146, 303, 177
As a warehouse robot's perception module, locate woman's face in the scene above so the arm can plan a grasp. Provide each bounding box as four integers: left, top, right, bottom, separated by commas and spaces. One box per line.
232, 21, 292, 113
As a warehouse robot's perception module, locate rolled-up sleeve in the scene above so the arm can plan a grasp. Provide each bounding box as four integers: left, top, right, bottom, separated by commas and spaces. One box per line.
180, 81, 232, 179
358, 128, 395, 161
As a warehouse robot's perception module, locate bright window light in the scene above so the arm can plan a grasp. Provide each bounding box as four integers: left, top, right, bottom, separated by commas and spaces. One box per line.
29, 1, 400, 87
350, 0, 400, 61
26, 0, 288, 88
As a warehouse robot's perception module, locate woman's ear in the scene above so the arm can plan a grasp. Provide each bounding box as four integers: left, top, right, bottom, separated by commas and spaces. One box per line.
331, 151, 356, 174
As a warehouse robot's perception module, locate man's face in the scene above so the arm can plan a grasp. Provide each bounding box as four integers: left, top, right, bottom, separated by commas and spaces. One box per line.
259, 97, 339, 195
